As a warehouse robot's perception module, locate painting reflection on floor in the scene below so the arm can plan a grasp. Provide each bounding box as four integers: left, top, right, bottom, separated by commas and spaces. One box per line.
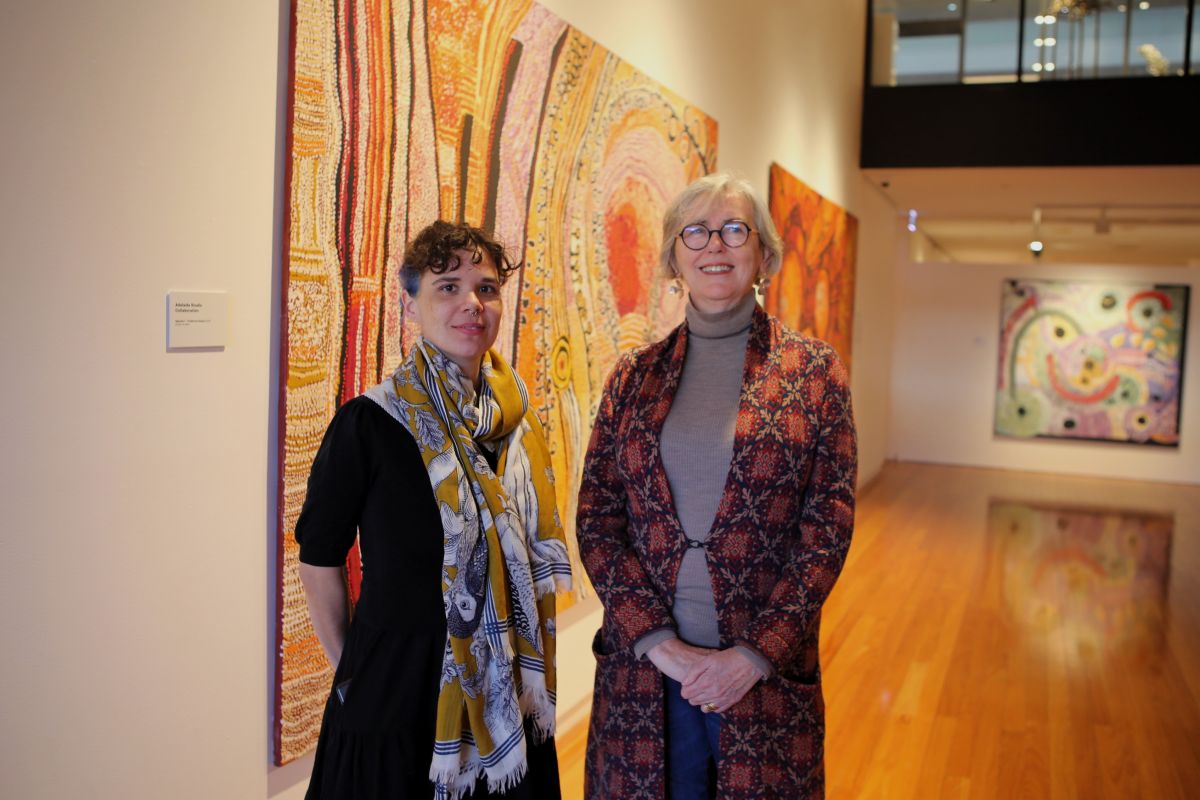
558, 465, 1200, 799
989, 500, 1171, 663
812, 463, 1198, 799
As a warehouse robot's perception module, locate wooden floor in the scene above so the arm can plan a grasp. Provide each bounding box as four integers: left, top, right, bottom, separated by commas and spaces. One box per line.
557, 461, 1200, 799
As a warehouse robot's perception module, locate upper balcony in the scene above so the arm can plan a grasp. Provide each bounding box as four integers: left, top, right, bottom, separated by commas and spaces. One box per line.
862, 0, 1200, 167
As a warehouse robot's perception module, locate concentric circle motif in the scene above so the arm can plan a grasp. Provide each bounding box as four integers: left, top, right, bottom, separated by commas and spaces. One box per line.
550, 336, 572, 390
995, 388, 1044, 438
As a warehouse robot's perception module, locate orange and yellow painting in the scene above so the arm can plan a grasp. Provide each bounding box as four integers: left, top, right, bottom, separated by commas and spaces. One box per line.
275, 0, 716, 763
763, 162, 858, 372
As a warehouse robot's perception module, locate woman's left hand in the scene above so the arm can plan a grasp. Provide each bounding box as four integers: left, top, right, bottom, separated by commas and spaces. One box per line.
679, 648, 766, 713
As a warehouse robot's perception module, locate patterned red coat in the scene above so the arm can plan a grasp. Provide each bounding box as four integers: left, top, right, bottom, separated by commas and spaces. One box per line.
577, 306, 857, 799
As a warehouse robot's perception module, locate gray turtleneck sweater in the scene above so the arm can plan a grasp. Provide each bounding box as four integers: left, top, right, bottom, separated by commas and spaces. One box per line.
633, 291, 771, 678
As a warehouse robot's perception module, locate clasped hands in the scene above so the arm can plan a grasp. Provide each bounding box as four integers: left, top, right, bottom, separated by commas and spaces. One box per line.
647, 638, 765, 714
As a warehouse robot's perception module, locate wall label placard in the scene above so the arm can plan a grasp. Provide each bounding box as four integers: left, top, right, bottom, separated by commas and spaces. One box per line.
167, 290, 228, 349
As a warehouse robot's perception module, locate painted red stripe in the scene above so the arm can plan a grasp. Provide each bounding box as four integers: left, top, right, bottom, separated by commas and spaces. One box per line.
1125, 289, 1172, 330
998, 294, 1037, 390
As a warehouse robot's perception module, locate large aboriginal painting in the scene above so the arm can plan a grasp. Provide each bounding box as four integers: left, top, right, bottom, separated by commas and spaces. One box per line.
275, 0, 716, 763
989, 500, 1172, 659
762, 162, 858, 372
994, 279, 1188, 446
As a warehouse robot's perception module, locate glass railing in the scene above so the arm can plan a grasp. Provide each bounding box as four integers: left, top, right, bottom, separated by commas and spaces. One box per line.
870, 0, 1197, 86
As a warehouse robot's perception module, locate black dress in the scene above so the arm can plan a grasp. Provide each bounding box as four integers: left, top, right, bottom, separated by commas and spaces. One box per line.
296, 396, 561, 800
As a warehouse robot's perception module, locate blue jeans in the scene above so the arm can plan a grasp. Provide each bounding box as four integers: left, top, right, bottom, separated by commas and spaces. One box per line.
664, 677, 721, 800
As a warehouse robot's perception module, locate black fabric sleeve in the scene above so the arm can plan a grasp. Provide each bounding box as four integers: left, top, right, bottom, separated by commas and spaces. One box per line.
294, 398, 374, 567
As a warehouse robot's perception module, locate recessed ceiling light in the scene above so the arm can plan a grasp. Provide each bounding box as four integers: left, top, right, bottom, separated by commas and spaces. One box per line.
948, 2, 958, 11
1045, 62, 1056, 71
1045, 37, 1057, 46
1032, 63, 1044, 72
1139, 1, 1151, 9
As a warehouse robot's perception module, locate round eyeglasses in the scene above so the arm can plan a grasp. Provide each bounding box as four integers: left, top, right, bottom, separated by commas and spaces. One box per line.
678, 221, 753, 250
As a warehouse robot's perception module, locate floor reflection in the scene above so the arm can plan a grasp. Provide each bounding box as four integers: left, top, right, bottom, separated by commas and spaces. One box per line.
988, 500, 1172, 662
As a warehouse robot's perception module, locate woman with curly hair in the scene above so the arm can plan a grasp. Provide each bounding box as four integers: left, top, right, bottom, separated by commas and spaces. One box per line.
297, 220, 571, 799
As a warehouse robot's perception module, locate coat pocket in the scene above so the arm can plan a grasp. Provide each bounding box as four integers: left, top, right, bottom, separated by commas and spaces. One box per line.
590, 626, 614, 660
730, 671, 823, 734
715, 671, 827, 798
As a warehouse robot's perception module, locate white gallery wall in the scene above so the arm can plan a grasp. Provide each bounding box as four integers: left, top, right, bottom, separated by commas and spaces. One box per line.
1, 1, 284, 798
889, 256, 1200, 484
0, 2, 889, 799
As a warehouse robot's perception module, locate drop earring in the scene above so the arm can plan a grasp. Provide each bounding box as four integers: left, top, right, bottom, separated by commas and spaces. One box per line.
667, 266, 683, 295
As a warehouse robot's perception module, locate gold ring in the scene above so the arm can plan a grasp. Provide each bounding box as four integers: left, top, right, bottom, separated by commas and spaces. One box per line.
702, 702, 717, 713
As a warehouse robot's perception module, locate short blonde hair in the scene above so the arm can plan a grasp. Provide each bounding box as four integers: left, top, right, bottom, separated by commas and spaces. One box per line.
658, 173, 783, 282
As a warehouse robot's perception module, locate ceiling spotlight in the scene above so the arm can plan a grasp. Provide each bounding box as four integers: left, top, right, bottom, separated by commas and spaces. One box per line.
907, 208, 919, 233
1035, 37, 1044, 46
1029, 240, 1044, 257
947, 2, 958, 11
1118, 4, 1128, 11
1032, 62, 1044, 72
1045, 62, 1056, 71
1045, 37, 1057, 46
1035, 14, 1044, 24
1139, 1, 1151, 9
1045, 15, 1056, 24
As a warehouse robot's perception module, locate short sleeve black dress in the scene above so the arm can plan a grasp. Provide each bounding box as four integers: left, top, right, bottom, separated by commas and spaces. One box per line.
296, 396, 560, 800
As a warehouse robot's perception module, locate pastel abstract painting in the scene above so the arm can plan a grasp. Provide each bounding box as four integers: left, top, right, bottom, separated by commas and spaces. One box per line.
275, 0, 716, 763
994, 279, 1188, 446
989, 500, 1171, 659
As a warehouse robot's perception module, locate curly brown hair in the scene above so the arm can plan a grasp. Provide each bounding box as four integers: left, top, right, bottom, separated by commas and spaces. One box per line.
400, 220, 519, 295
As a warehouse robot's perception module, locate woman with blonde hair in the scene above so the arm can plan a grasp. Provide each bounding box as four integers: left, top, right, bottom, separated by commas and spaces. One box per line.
578, 173, 857, 799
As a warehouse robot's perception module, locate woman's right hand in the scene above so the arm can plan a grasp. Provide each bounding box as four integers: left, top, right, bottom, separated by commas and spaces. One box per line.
646, 638, 715, 683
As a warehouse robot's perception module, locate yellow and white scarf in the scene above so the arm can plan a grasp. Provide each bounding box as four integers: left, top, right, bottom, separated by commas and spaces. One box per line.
365, 339, 571, 799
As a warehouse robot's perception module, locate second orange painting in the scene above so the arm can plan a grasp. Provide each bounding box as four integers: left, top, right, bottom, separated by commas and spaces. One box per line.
764, 163, 858, 373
